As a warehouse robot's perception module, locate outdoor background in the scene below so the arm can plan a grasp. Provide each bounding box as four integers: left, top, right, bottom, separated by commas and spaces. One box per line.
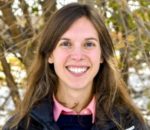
0, 0, 150, 129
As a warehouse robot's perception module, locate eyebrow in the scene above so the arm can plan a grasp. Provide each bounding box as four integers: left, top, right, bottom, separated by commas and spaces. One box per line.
59, 37, 99, 41
85, 38, 99, 42
59, 38, 70, 41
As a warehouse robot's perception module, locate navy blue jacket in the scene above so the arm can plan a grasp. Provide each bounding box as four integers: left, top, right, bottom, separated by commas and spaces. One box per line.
3, 98, 148, 130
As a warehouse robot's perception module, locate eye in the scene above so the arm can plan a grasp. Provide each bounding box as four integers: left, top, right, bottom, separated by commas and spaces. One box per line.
59, 41, 72, 48
84, 41, 96, 48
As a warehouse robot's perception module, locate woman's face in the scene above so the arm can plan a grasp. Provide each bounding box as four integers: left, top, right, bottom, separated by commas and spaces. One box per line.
48, 16, 103, 92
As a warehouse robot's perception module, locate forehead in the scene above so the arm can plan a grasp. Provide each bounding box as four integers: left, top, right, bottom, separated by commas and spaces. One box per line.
60, 16, 99, 39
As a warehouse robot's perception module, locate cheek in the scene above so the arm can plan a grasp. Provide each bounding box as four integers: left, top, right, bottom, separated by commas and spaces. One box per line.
90, 50, 101, 64
53, 51, 68, 66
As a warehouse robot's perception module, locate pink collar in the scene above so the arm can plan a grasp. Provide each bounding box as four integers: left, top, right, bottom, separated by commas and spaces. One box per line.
53, 96, 96, 123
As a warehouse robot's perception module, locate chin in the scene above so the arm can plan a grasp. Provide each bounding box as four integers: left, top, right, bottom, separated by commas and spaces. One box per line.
69, 83, 90, 90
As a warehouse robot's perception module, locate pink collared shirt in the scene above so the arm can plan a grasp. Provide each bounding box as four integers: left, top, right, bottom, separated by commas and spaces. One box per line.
53, 96, 96, 123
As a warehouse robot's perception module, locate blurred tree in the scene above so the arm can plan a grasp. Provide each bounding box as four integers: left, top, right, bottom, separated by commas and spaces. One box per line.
0, 0, 57, 109
0, 0, 149, 127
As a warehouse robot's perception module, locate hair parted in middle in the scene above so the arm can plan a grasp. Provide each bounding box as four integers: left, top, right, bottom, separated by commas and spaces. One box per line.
11, 3, 144, 130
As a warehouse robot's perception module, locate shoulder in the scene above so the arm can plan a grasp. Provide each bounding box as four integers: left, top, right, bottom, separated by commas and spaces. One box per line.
114, 108, 148, 130
124, 112, 147, 130
2, 98, 52, 130
2, 116, 18, 130
2, 115, 44, 130
2, 115, 30, 130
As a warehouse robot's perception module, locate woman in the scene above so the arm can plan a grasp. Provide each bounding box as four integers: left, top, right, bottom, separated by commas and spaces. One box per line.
3, 3, 148, 130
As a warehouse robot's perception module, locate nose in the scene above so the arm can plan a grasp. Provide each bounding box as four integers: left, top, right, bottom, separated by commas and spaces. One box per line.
70, 46, 84, 61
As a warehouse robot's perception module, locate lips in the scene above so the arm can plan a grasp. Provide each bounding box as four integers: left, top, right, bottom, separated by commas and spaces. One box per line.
66, 66, 89, 74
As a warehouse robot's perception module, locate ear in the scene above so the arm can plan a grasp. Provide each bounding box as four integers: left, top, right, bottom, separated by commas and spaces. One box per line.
48, 55, 54, 64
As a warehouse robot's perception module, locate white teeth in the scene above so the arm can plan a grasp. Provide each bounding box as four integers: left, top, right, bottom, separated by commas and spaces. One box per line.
67, 67, 88, 74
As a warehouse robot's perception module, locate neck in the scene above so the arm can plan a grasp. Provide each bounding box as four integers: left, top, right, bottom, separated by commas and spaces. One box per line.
55, 86, 93, 113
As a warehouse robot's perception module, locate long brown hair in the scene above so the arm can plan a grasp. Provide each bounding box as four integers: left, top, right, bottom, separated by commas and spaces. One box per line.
8, 3, 145, 129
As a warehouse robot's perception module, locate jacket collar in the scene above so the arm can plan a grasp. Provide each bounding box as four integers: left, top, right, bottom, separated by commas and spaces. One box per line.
29, 98, 122, 130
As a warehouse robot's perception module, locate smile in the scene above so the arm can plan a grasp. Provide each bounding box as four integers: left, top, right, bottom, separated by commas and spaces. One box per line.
66, 66, 89, 74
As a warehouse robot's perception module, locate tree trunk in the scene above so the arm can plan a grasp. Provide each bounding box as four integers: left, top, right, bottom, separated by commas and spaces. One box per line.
0, 1, 29, 67
20, 0, 33, 37
78, 0, 95, 6
40, 0, 56, 22
117, 0, 130, 84
0, 41, 21, 108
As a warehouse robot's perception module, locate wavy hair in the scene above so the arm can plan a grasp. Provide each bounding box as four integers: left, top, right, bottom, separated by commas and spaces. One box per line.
8, 3, 145, 130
